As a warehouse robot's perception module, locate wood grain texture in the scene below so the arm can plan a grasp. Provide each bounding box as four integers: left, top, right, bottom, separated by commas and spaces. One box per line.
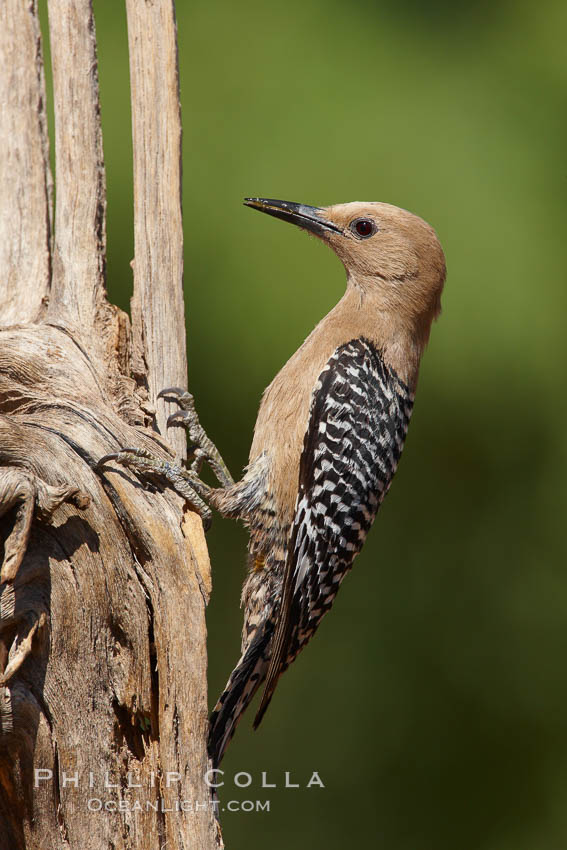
0, 0, 52, 325
0, 2, 221, 848
126, 0, 188, 458
46, 0, 108, 340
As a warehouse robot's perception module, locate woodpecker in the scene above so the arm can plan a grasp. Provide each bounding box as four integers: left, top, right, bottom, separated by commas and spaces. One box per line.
98, 198, 446, 768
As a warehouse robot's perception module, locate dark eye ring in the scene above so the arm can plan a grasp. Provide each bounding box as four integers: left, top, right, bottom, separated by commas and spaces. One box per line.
350, 218, 377, 239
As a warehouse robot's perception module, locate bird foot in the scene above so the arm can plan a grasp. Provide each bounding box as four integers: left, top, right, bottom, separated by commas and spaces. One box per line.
0, 467, 90, 583
97, 447, 214, 531
159, 387, 234, 488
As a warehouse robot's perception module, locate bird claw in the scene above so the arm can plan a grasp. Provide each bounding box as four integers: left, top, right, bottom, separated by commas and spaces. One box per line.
189, 448, 207, 477
97, 447, 213, 531
166, 409, 191, 429
160, 387, 234, 489
97, 383, 234, 529
158, 387, 193, 406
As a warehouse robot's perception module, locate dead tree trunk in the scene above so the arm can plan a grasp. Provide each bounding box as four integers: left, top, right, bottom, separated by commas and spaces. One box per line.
0, 1, 221, 847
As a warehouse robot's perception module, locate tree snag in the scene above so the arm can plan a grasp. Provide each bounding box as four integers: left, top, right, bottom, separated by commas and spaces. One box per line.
0, 1, 221, 847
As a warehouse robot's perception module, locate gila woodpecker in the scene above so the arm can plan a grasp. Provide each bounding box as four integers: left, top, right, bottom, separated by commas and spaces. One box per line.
98, 198, 446, 768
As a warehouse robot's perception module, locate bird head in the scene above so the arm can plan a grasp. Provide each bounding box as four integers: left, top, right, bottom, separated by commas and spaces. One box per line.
244, 198, 446, 337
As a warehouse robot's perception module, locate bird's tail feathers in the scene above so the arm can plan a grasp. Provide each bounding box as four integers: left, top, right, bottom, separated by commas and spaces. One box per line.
208, 621, 273, 767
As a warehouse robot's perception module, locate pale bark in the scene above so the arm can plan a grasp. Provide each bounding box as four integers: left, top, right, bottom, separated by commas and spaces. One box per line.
0, 0, 52, 324
0, 1, 221, 848
126, 0, 188, 455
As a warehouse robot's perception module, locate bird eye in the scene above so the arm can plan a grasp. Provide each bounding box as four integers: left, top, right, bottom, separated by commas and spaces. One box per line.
350, 218, 377, 239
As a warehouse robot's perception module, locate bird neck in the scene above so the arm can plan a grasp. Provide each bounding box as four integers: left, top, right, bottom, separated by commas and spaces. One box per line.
328, 283, 427, 390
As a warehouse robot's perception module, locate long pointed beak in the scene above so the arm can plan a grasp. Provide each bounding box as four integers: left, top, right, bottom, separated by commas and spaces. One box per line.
244, 198, 342, 236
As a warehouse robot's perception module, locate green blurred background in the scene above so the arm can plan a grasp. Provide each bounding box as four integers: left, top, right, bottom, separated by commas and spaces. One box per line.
43, 0, 567, 845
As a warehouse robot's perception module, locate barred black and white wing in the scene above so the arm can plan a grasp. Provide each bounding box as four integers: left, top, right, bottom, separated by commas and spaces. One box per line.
254, 337, 413, 726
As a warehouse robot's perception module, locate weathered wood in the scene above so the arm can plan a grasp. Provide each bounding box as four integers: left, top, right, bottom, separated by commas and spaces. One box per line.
46, 0, 108, 339
126, 0, 188, 457
0, 1, 221, 848
0, 0, 52, 326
